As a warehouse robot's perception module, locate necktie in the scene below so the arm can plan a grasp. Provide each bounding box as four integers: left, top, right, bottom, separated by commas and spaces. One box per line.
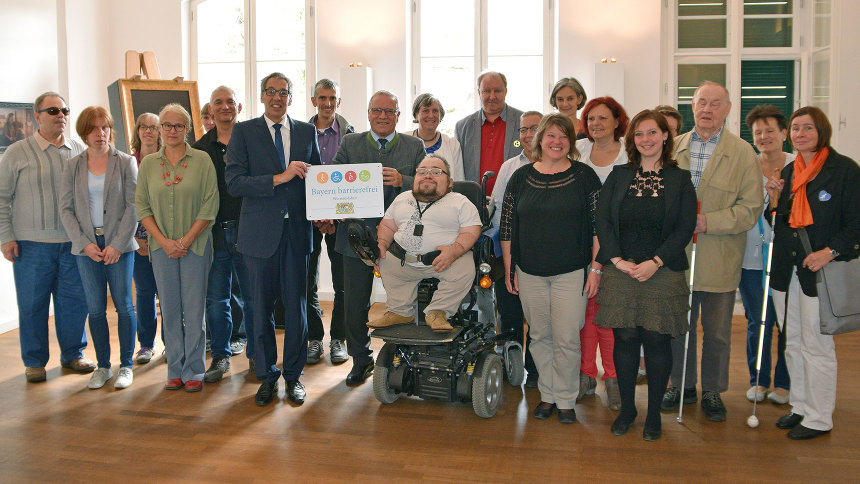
273, 123, 286, 171
379, 137, 388, 150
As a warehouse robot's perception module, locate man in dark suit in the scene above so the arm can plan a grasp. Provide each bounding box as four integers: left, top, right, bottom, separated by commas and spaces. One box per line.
225, 72, 321, 406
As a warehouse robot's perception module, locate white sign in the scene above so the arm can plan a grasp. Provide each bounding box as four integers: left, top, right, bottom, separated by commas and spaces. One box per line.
305, 163, 385, 220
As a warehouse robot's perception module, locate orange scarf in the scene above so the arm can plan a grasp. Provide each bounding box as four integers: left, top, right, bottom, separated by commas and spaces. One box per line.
789, 147, 829, 228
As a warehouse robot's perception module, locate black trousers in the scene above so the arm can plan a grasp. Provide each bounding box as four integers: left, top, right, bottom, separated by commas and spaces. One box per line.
343, 255, 374, 366
495, 277, 538, 376
307, 230, 345, 342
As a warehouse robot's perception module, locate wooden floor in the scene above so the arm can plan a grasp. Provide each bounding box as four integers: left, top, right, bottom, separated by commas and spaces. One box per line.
1, 302, 859, 483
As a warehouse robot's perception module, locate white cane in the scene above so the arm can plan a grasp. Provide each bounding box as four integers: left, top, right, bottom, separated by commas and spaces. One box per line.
677, 201, 700, 424
747, 209, 778, 428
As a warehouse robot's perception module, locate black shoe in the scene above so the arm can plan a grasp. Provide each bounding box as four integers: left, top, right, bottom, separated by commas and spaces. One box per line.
701, 391, 726, 422
533, 402, 555, 420
787, 424, 830, 440
643, 415, 662, 441
307, 340, 323, 365
661, 386, 697, 411
203, 356, 231, 383
286, 379, 306, 404
346, 361, 374, 385
643, 427, 662, 441
612, 412, 637, 436
255, 381, 278, 406
776, 412, 804, 429
524, 372, 539, 388
558, 408, 576, 424
329, 340, 349, 365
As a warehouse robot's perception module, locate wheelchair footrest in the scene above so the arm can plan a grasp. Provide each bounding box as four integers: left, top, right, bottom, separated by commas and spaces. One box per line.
370, 325, 463, 345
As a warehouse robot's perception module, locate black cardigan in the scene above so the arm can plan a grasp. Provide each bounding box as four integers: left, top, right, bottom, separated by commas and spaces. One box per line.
595, 164, 697, 271
770, 148, 860, 297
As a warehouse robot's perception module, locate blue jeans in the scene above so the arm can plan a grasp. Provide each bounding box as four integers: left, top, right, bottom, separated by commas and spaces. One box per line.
13, 240, 88, 367
75, 235, 137, 368
205, 225, 254, 359
133, 251, 161, 348
739, 268, 790, 390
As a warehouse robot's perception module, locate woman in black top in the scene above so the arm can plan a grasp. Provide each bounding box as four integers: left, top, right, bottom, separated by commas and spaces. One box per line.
500, 113, 602, 424
594, 110, 697, 441
766, 106, 860, 440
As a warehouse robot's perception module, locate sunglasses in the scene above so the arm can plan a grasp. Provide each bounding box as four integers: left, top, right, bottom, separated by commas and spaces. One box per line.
37, 107, 71, 116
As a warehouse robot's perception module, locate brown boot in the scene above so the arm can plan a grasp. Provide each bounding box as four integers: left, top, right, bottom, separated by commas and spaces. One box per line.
367, 311, 414, 329
425, 310, 453, 332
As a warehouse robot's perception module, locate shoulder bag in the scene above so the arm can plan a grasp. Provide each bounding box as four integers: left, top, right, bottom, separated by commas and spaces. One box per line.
798, 228, 860, 335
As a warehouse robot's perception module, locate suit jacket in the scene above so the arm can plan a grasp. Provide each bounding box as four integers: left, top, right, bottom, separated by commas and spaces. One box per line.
770, 148, 860, 296
674, 128, 764, 292
454, 104, 523, 182
59, 146, 139, 255
332, 131, 425, 257
225, 115, 321, 259
595, 164, 697, 271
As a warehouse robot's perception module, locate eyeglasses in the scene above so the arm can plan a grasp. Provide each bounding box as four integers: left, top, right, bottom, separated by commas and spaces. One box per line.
161, 122, 187, 132
369, 108, 398, 116
416, 168, 448, 177
139, 125, 158, 132
263, 88, 291, 98
37, 107, 70, 116
518, 126, 539, 135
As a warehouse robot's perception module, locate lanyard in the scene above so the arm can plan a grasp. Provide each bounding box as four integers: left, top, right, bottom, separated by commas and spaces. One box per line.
413, 200, 436, 236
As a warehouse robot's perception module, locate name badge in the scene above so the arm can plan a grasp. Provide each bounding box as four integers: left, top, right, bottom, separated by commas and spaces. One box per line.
819, 190, 831, 202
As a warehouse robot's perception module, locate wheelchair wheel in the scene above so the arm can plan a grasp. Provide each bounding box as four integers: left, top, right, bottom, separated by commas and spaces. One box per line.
471, 352, 504, 418
373, 342, 400, 404
505, 346, 524, 386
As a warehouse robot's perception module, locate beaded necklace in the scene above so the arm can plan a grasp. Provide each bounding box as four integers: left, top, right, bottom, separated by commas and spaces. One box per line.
160, 158, 188, 186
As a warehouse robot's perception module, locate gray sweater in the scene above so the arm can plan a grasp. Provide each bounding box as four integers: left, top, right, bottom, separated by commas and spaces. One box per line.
332, 131, 425, 257
0, 135, 85, 243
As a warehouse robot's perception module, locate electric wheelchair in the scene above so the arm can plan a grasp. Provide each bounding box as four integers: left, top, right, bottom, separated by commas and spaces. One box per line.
345, 172, 524, 418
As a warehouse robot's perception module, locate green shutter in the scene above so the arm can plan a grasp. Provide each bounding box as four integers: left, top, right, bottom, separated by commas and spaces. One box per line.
740, 60, 795, 151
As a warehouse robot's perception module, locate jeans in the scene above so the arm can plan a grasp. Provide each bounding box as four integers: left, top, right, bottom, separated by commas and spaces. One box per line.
13, 240, 88, 367
133, 251, 160, 348
75, 235, 136, 368
738, 268, 790, 390
205, 225, 254, 359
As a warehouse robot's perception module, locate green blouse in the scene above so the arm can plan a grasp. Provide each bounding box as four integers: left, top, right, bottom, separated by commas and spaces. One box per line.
135, 142, 219, 256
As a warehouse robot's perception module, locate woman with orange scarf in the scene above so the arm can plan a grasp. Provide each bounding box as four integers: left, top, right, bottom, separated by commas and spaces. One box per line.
767, 106, 860, 440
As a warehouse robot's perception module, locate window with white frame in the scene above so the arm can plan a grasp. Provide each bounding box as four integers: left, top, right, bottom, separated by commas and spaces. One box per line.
411, 0, 552, 135
193, 0, 314, 123
664, 0, 830, 146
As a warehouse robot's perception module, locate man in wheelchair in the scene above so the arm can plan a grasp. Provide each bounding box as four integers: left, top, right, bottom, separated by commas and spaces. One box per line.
368, 155, 481, 333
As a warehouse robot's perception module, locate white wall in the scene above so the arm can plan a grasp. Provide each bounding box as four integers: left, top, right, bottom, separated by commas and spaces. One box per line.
557, 0, 662, 116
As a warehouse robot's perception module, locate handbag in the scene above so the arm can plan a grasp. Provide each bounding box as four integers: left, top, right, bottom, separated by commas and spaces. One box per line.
797, 228, 860, 335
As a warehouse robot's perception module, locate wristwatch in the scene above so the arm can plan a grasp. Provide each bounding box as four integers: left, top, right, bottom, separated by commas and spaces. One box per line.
830, 248, 840, 258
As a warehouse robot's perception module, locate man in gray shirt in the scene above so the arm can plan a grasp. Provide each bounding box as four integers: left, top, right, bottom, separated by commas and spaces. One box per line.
0, 91, 95, 383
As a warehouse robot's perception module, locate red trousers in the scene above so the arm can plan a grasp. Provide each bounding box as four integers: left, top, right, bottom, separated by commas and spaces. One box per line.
580, 296, 616, 379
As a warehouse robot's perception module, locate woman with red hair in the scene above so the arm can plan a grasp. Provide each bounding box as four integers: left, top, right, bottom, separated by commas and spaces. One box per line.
574, 96, 630, 410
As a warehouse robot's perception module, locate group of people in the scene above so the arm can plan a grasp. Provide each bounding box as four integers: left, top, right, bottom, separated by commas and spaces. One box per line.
1, 69, 857, 442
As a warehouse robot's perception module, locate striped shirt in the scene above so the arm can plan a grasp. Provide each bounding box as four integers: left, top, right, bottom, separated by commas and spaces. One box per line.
0, 133, 85, 243
689, 127, 723, 189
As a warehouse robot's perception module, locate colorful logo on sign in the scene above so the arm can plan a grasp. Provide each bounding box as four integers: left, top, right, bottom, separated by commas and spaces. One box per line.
317, 169, 372, 184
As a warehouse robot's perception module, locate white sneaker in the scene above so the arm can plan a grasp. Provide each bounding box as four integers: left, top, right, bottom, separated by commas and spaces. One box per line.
88, 368, 114, 389
746, 386, 767, 402
114, 367, 134, 389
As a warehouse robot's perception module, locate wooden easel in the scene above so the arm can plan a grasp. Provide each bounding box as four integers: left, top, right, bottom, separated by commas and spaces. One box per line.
124, 50, 184, 82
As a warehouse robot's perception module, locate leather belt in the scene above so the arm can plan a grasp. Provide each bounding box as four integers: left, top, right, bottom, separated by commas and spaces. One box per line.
388, 241, 440, 265
94, 227, 105, 236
